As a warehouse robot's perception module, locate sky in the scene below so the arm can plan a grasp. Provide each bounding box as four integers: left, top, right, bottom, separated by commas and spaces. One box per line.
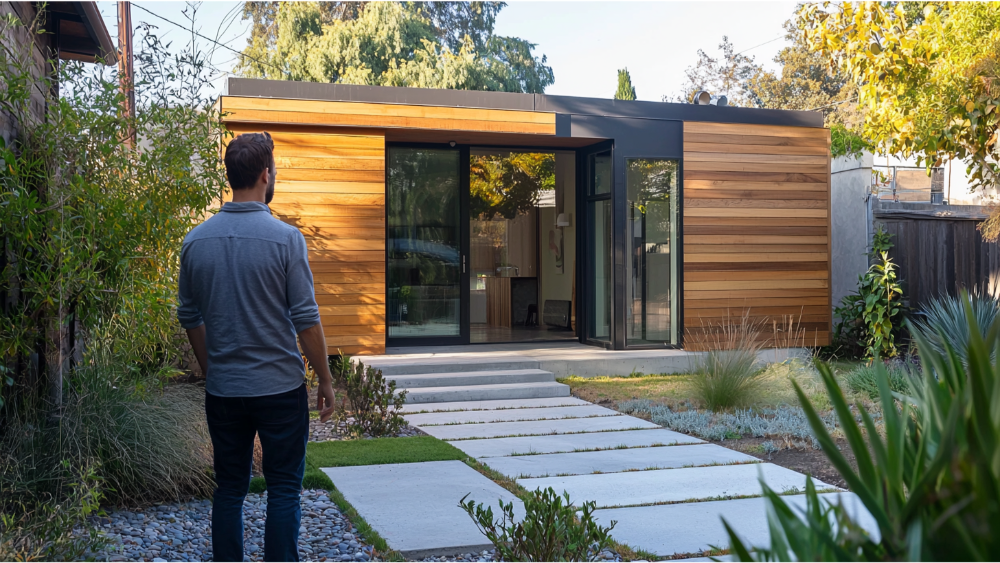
97, 1, 799, 101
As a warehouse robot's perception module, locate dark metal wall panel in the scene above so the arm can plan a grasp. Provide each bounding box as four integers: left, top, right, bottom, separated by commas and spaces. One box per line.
224, 77, 824, 129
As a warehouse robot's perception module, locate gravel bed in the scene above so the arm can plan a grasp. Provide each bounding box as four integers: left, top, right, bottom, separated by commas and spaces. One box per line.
90, 489, 377, 562
310, 417, 423, 442
416, 547, 620, 562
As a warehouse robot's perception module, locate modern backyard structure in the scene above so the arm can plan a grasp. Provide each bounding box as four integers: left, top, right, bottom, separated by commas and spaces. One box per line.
218, 78, 832, 357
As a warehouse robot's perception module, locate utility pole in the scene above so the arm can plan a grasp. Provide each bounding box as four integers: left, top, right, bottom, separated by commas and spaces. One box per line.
118, 1, 135, 144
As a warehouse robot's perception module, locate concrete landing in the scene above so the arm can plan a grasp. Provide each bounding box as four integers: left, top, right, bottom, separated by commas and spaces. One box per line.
400, 397, 590, 413
419, 414, 659, 440
404, 404, 619, 426
518, 463, 833, 508
357, 341, 807, 378
593, 493, 877, 557
482, 444, 757, 478
322, 460, 524, 558
449, 428, 704, 458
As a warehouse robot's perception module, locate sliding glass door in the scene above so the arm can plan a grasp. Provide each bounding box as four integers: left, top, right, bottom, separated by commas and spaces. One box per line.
386, 147, 467, 345
583, 148, 614, 346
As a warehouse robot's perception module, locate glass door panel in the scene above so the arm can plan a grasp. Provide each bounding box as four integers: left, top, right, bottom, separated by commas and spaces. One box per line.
626, 159, 679, 346
585, 151, 613, 344
387, 147, 463, 341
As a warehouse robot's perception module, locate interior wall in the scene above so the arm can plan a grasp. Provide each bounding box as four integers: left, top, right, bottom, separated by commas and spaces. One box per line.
540, 152, 577, 328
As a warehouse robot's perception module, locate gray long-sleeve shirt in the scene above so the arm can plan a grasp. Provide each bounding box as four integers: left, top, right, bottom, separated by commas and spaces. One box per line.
178, 201, 321, 397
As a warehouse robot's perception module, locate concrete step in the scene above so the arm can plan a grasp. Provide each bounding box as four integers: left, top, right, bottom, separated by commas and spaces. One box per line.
388, 369, 554, 389
364, 358, 540, 376
400, 381, 570, 404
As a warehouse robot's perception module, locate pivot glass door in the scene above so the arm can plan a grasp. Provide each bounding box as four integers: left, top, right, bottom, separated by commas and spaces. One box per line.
386, 147, 467, 345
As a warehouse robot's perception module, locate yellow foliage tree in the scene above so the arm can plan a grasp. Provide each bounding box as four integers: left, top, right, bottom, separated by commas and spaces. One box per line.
799, 2, 1000, 236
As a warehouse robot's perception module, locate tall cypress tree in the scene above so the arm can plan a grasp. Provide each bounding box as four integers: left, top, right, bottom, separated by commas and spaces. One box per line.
614, 68, 637, 100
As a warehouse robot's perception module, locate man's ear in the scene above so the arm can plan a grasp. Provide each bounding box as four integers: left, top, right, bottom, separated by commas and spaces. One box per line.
258, 166, 270, 187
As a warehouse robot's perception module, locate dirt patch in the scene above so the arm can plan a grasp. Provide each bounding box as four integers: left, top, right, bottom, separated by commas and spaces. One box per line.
718, 437, 855, 489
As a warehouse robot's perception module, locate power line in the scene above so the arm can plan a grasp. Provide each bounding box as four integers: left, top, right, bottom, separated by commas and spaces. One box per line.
734, 34, 786, 57
807, 97, 858, 112
130, 3, 290, 78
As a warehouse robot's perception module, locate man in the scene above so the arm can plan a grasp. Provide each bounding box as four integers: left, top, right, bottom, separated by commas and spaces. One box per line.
178, 131, 337, 562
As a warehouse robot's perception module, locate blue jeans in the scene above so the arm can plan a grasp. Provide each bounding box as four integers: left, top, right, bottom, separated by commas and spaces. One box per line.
205, 384, 308, 562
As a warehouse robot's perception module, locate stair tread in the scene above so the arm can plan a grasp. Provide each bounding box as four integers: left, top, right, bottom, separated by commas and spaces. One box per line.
402, 381, 567, 393
388, 369, 553, 380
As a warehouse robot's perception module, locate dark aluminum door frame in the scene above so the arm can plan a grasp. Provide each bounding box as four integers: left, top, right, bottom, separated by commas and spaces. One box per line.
576, 140, 615, 349
385, 143, 470, 348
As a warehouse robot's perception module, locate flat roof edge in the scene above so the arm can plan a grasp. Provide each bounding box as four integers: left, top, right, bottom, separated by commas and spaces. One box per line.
223, 78, 825, 129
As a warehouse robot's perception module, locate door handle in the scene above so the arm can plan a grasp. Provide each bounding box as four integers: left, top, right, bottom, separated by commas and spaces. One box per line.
462, 254, 466, 273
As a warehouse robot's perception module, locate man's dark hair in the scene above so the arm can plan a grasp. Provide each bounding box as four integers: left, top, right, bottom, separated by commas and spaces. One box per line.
225, 132, 274, 190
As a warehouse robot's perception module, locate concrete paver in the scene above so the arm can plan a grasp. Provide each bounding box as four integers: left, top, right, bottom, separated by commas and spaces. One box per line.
482, 444, 758, 478
322, 460, 524, 558
420, 414, 660, 440
592, 493, 877, 557
518, 463, 834, 508
449, 429, 704, 458
405, 404, 619, 426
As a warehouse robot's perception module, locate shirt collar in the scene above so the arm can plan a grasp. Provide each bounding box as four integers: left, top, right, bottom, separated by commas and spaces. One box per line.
221, 201, 270, 214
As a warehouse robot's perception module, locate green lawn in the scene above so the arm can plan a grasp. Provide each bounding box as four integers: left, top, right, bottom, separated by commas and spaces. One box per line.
306, 436, 468, 470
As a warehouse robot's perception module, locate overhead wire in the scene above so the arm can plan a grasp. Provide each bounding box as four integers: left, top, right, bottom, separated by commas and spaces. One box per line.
129, 3, 290, 78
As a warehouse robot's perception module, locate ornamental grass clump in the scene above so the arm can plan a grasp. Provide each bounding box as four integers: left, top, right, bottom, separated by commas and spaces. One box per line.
843, 359, 914, 400
726, 291, 1000, 561
688, 314, 767, 411
911, 291, 1000, 365
461, 487, 616, 562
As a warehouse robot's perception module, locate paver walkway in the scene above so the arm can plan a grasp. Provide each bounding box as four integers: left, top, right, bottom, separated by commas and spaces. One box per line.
323, 396, 874, 558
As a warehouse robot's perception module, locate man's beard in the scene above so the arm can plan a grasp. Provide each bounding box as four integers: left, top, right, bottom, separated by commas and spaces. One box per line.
264, 167, 276, 204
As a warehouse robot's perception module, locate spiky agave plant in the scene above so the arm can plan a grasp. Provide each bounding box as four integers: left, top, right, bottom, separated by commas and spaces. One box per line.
910, 290, 1000, 365
725, 291, 1000, 561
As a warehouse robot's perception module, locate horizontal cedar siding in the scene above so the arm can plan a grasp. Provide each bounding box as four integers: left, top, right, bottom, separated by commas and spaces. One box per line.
682, 121, 832, 349
222, 96, 556, 135
224, 121, 387, 356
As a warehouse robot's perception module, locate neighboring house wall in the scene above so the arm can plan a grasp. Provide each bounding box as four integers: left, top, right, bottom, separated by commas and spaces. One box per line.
875, 202, 1000, 311
0, 1, 56, 146
831, 153, 873, 312
682, 121, 832, 348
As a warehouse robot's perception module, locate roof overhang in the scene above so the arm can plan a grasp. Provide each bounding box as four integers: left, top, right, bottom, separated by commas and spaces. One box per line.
45, 1, 118, 65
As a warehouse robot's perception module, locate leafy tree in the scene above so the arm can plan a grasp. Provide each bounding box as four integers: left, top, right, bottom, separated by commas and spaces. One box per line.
666, 36, 762, 106
614, 68, 636, 100
236, 1, 553, 93
470, 153, 554, 220
798, 2, 1000, 237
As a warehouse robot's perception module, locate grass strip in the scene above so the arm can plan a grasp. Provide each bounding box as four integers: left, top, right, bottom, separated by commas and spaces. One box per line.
305, 436, 467, 468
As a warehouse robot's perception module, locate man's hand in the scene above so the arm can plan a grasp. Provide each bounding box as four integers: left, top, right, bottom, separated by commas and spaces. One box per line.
185, 324, 208, 376
316, 381, 336, 423
299, 323, 337, 422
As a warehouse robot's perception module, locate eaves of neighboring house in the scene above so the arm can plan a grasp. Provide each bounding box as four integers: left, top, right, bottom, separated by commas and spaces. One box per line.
0, 1, 117, 143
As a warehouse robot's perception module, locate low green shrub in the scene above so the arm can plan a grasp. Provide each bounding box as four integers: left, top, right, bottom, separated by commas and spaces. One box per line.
688, 313, 768, 411
727, 293, 1000, 560
331, 354, 408, 438
843, 360, 913, 400
249, 476, 267, 494
301, 470, 334, 491
460, 487, 616, 562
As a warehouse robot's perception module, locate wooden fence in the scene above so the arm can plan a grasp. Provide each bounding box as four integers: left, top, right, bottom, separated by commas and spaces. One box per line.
874, 203, 1000, 311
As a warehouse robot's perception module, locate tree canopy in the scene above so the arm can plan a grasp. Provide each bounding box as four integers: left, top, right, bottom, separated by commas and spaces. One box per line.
614, 68, 636, 101
236, 1, 554, 93
798, 2, 1000, 236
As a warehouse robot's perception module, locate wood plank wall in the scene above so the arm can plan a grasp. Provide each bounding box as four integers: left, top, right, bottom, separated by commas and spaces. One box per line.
224, 123, 387, 356
221, 97, 556, 355
682, 121, 832, 349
